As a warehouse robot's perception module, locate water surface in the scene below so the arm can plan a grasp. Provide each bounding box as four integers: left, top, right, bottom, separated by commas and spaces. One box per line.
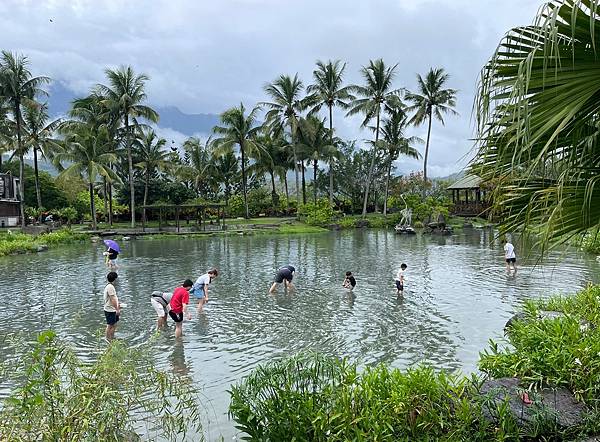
1, 228, 598, 439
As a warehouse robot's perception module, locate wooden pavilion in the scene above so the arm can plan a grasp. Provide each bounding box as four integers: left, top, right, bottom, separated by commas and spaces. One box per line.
0, 172, 21, 227
447, 174, 489, 217
140, 202, 227, 233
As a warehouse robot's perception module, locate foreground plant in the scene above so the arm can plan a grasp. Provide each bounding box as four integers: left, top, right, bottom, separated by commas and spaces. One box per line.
0, 331, 202, 441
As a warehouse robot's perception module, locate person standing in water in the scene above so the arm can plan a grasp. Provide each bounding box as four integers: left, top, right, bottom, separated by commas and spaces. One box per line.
103, 272, 120, 340
169, 279, 194, 338
395, 263, 407, 297
269, 265, 295, 293
191, 268, 218, 312
504, 238, 517, 272
342, 271, 356, 290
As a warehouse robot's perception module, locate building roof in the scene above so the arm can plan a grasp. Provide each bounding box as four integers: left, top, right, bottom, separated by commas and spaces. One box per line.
447, 174, 482, 190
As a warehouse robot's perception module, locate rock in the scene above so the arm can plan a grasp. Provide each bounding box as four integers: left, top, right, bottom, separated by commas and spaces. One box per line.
505, 311, 594, 334
463, 222, 473, 228
90, 236, 100, 243
36, 244, 48, 252
23, 225, 50, 236
355, 220, 369, 228
479, 377, 586, 430
122, 236, 131, 241
328, 224, 341, 230
504, 312, 527, 333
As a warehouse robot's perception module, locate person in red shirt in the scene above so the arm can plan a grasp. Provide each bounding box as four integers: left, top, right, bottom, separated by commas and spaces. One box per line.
168, 279, 194, 338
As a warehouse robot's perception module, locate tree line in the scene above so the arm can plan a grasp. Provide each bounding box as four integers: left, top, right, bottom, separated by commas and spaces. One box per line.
0, 51, 458, 229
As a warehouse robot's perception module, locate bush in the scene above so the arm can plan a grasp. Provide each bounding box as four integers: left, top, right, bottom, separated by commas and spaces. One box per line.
582, 230, 600, 254
0, 229, 88, 256
297, 199, 336, 227
0, 331, 202, 441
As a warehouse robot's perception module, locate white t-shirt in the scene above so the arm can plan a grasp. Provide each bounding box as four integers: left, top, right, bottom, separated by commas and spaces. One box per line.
395, 269, 405, 282
504, 242, 516, 259
195, 273, 211, 287
103, 283, 119, 312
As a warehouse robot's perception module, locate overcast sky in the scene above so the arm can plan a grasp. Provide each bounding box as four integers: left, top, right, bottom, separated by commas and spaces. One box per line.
1, 0, 543, 176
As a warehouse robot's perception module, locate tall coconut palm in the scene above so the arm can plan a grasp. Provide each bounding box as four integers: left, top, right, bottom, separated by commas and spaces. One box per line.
406, 68, 457, 183
179, 136, 212, 195
252, 129, 287, 206
347, 59, 402, 217
97, 66, 159, 228
306, 59, 354, 205
133, 129, 168, 224
0, 98, 13, 168
262, 74, 304, 205
55, 125, 118, 230
0, 52, 49, 227
23, 102, 61, 211
208, 150, 239, 207
474, 0, 600, 250
296, 116, 338, 204
212, 103, 261, 219
379, 109, 422, 216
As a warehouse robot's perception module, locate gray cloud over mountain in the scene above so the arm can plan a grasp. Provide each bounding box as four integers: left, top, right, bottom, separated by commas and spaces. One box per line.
1, 0, 542, 177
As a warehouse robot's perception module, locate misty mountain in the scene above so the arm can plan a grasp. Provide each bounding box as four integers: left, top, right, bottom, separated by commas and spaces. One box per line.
46, 81, 219, 136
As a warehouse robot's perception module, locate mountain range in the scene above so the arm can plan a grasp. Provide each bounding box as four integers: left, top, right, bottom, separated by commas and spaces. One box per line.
47, 81, 219, 136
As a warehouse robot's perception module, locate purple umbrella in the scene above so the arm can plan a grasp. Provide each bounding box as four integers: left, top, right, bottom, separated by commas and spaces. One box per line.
103, 239, 121, 253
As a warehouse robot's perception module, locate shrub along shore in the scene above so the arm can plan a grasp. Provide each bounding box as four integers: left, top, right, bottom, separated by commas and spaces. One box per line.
229, 285, 600, 441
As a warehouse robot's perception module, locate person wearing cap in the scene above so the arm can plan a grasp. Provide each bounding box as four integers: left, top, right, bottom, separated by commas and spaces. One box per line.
269, 265, 296, 293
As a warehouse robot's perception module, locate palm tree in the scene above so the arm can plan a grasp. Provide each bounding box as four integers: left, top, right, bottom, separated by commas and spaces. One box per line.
208, 150, 239, 207
55, 125, 118, 230
347, 59, 402, 217
379, 109, 422, 216
474, 0, 600, 250
406, 68, 457, 183
22, 102, 61, 211
296, 116, 338, 204
134, 129, 168, 224
0, 52, 49, 227
212, 103, 261, 219
179, 136, 212, 195
306, 60, 354, 205
0, 98, 13, 169
97, 66, 159, 228
253, 129, 287, 206
262, 74, 305, 205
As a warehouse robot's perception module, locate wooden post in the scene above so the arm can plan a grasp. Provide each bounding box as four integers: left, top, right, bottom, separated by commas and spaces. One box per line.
176, 206, 180, 233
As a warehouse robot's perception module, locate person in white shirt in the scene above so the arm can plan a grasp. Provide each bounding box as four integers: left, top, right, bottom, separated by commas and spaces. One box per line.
150, 290, 174, 329
103, 272, 120, 340
191, 268, 218, 312
395, 263, 407, 297
503, 239, 517, 272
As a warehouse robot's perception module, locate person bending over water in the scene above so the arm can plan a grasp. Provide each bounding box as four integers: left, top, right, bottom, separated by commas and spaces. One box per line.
191, 268, 218, 313
151, 290, 173, 329
343, 271, 356, 290
169, 279, 194, 338
270, 265, 295, 293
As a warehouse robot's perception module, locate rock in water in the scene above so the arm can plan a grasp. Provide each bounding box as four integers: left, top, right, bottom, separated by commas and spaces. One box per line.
36, 244, 48, 252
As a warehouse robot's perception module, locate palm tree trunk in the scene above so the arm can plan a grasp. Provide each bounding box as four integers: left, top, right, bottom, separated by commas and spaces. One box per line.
290, 121, 300, 206
301, 160, 306, 204
383, 156, 393, 217
103, 177, 108, 222
269, 170, 277, 206
313, 158, 318, 204
240, 145, 249, 218
362, 105, 381, 218
284, 173, 289, 208
33, 145, 42, 210
423, 111, 432, 183
89, 182, 97, 230
125, 115, 136, 228
108, 182, 113, 226
143, 171, 149, 226
15, 104, 25, 228
328, 104, 334, 206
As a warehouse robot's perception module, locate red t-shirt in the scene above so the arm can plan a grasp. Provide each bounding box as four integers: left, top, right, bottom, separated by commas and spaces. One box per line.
169, 287, 190, 314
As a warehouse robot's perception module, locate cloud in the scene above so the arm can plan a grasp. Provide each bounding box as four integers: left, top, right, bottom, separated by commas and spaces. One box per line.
0, 0, 542, 177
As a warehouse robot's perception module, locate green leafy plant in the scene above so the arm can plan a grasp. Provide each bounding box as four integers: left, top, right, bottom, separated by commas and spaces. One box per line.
297, 199, 337, 227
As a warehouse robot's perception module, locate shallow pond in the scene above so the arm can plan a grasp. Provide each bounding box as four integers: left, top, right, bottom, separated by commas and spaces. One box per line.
1, 228, 599, 439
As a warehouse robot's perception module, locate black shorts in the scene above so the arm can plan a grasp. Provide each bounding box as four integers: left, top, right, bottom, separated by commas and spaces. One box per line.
274, 269, 293, 284
395, 281, 404, 291
169, 310, 184, 323
104, 311, 120, 325
506, 258, 516, 263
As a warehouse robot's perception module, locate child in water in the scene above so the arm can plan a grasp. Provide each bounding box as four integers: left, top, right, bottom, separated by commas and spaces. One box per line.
342, 271, 356, 290
103, 247, 119, 270
395, 263, 407, 297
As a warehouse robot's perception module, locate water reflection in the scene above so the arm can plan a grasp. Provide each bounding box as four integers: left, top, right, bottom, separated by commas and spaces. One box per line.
1, 228, 599, 438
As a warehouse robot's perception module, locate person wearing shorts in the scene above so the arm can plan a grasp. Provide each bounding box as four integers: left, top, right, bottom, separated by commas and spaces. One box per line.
103, 272, 120, 340
395, 263, 407, 297
103, 247, 119, 270
504, 238, 517, 272
269, 265, 295, 293
169, 279, 194, 338
191, 268, 218, 313
151, 290, 173, 329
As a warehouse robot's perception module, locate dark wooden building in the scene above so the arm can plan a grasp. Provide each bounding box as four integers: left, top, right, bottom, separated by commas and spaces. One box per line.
447, 174, 489, 217
0, 173, 20, 227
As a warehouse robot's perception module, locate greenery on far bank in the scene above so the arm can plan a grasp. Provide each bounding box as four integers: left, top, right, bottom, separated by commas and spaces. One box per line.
0, 229, 88, 256
0, 331, 202, 441
230, 285, 600, 440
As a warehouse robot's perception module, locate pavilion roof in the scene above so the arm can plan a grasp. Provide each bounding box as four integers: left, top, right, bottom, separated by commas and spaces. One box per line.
447, 174, 482, 190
